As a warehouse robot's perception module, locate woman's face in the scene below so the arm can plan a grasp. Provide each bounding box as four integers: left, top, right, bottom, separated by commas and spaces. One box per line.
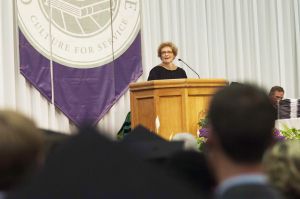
160, 46, 175, 65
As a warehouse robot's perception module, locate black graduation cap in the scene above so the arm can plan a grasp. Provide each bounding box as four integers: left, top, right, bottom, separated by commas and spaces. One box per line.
8, 126, 204, 199
121, 125, 184, 160
40, 128, 71, 156
229, 81, 243, 87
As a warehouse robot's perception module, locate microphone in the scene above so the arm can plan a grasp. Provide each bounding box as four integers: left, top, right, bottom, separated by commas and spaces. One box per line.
178, 58, 200, 79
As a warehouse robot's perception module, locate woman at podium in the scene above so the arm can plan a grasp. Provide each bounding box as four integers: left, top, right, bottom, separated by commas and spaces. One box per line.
148, 42, 187, 80
118, 42, 187, 139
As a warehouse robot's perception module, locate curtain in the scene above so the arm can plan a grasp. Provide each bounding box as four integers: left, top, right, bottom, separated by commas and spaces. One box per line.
0, 0, 299, 137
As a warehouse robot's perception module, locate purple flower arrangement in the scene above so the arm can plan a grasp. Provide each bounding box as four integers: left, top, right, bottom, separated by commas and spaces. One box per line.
198, 127, 209, 138
273, 128, 285, 141
197, 118, 286, 144
196, 118, 209, 151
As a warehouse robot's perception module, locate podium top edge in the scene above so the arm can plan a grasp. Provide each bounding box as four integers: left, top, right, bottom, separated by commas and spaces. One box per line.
129, 78, 229, 90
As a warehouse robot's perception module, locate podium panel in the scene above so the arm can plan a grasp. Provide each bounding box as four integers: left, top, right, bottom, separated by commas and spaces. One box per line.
130, 79, 228, 140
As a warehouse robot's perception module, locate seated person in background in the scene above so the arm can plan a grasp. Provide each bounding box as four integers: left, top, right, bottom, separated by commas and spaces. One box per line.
264, 140, 300, 199
0, 110, 44, 197
148, 42, 187, 80
207, 84, 283, 199
269, 86, 284, 108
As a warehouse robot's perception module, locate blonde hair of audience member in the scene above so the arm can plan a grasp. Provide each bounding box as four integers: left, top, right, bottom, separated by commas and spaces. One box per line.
171, 133, 198, 151
0, 110, 44, 191
264, 140, 300, 199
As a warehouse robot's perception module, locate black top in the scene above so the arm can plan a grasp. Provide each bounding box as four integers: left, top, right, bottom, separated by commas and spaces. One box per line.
147, 65, 187, 81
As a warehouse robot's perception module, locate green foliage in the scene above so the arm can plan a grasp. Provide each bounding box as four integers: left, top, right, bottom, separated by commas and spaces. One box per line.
197, 117, 209, 151
196, 136, 206, 151
198, 117, 208, 128
117, 112, 131, 140
280, 124, 300, 140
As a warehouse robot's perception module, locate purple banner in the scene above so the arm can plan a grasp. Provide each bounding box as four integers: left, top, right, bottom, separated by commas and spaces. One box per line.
19, 31, 52, 101
17, 0, 142, 126
53, 34, 142, 125
19, 31, 142, 125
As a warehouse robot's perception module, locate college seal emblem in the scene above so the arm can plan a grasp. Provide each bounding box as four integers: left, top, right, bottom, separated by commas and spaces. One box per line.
17, 0, 140, 68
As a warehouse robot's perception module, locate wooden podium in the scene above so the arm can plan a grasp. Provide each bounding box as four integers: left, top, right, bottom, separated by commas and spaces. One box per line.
129, 79, 228, 140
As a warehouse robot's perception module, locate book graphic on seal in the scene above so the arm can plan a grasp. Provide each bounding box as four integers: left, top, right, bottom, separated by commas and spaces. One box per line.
44, 0, 116, 18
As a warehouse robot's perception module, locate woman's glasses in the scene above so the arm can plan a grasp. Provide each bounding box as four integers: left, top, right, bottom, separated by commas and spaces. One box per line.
161, 51, 173, 55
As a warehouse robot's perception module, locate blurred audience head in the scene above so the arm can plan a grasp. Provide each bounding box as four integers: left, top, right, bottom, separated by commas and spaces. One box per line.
269, 86, 284, 106
264, 140, 300, 199
171, 133, 198, 151
7, 125, 204, 199
0, 110, 44, 191
207, 83, 276, 164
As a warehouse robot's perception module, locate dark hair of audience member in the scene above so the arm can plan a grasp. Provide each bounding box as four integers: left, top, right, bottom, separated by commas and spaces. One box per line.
208, 83, 276, 163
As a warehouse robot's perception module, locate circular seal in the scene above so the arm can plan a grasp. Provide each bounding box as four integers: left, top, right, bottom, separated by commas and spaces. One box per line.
17, 0, 140, 68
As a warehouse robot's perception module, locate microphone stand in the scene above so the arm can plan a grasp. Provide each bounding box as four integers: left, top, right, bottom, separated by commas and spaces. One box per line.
178, 58, 200, 79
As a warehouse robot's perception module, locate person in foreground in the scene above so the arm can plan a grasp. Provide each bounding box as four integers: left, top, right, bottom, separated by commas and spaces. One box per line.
0, 110, 44, 198
264, 140, 300, 199
8, 126, 205, 199
206, 83, 283, 199
147, 42, 187, 80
